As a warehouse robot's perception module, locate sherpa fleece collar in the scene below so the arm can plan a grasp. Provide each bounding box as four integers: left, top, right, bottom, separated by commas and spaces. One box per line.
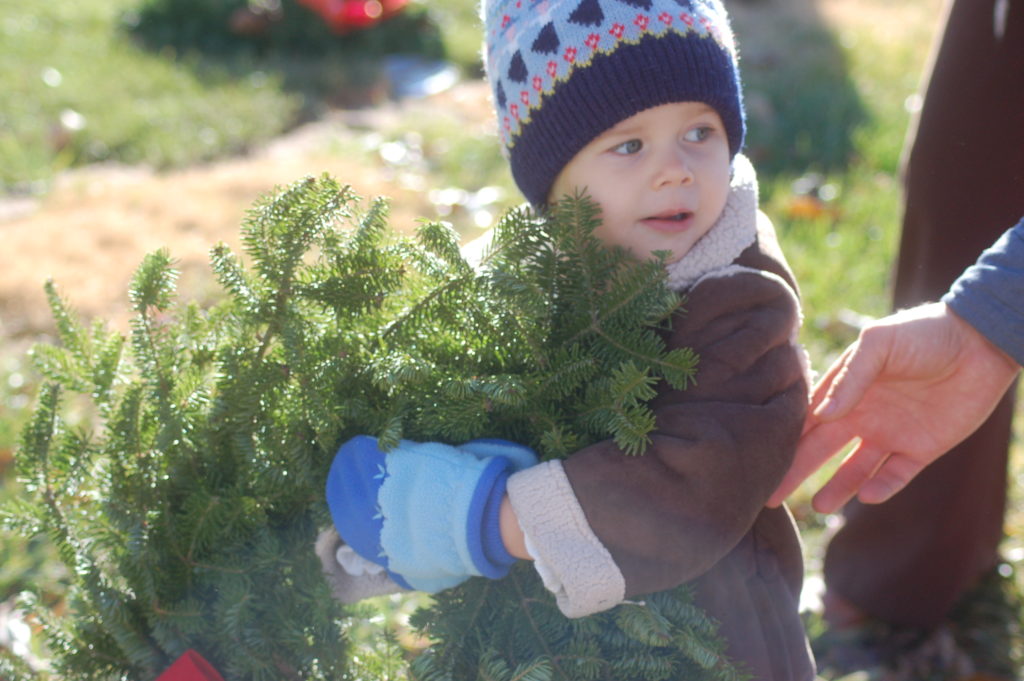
664, 153, 758, 292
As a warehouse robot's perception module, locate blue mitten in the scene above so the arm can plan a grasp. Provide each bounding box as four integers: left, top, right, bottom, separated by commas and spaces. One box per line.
325, 435, 537, 592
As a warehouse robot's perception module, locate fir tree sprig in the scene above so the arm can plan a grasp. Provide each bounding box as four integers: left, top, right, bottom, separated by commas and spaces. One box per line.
8, 174, 738, 681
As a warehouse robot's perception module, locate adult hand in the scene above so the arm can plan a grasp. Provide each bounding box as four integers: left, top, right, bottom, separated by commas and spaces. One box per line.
767, 302, 1018, 513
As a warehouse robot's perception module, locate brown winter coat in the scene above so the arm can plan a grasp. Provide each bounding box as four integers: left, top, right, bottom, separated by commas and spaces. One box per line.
508, 212, 813, 681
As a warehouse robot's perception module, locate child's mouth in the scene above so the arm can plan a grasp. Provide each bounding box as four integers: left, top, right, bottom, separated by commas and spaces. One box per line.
643, 211, 694, 232
646, 210, 692, 221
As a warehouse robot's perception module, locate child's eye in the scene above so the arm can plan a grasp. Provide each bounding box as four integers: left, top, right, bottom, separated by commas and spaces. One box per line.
612, 139, 643, 155
683, 126, 713, 142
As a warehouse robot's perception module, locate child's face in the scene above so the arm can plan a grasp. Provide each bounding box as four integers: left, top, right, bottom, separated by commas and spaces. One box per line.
549, 102, 732, 264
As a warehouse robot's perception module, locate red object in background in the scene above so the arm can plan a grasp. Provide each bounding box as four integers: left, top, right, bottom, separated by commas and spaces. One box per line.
155, 650, 224, 681
295, 0, 409, 33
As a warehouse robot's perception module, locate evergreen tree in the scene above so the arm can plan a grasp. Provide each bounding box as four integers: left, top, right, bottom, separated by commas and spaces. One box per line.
8, 175, 745, 680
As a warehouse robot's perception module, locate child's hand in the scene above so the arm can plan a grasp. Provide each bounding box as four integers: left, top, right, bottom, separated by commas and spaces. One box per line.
325, 435, 537, 593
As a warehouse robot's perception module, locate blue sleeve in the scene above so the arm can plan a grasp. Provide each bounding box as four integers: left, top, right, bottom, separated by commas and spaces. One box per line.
941, 217, 1024, 366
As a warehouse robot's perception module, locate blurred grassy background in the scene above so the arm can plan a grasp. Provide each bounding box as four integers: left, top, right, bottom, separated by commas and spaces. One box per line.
0, 0, 1020, 675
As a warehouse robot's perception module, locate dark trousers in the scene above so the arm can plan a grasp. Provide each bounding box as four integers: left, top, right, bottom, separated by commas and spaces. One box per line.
823, 0, 1024, 628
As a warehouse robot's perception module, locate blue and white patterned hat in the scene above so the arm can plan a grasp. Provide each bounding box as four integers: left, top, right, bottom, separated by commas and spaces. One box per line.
482, 0, 746, 207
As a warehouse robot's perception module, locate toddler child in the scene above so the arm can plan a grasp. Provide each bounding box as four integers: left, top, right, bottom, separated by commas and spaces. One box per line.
319, 0, 814, 677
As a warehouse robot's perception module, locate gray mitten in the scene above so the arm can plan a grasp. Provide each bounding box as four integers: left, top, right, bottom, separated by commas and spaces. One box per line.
315, 527, 406, 603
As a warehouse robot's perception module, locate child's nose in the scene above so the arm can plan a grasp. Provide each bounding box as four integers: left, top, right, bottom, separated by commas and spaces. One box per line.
653, 149, 694, 188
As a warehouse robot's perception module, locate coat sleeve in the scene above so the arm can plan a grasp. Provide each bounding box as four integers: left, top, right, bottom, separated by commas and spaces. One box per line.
942, 217, 1024, 366
507, 263, 808, 617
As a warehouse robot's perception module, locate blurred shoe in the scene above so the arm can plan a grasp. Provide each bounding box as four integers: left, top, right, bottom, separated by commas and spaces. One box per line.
812, 564, 1022, 681
946, 563, 1023, 681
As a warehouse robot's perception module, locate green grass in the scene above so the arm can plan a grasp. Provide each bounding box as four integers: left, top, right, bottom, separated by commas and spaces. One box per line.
0, 0, 299, 192
0, 0, 468, 195
746, 17, 931, 360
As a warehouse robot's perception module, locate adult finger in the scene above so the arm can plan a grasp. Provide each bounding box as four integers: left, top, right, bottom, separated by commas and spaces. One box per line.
811, 440, 889, 514
807, 343, 855, 416
813, 335, 887, 421
857, 453, 928, 505
766, 419, 856, 507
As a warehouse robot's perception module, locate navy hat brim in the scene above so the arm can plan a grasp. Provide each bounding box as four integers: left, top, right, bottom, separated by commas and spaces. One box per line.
508, 31, 745, 207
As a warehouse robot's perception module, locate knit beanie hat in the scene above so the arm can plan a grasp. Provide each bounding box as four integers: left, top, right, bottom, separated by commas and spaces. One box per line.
482, 0, 746, 207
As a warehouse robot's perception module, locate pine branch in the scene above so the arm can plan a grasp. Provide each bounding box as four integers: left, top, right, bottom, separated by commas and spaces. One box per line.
507, 569, 567, 681
8, 177, 738, 680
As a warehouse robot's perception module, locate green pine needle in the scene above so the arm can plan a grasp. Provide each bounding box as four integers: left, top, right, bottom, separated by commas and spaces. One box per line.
10, 176, 729, 680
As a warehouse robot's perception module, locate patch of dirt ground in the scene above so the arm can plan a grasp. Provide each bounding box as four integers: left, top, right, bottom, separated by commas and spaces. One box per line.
0, 81, 497, 338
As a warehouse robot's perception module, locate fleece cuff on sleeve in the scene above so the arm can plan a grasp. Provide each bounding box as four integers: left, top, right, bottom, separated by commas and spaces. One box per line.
507, 460, 625, 618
